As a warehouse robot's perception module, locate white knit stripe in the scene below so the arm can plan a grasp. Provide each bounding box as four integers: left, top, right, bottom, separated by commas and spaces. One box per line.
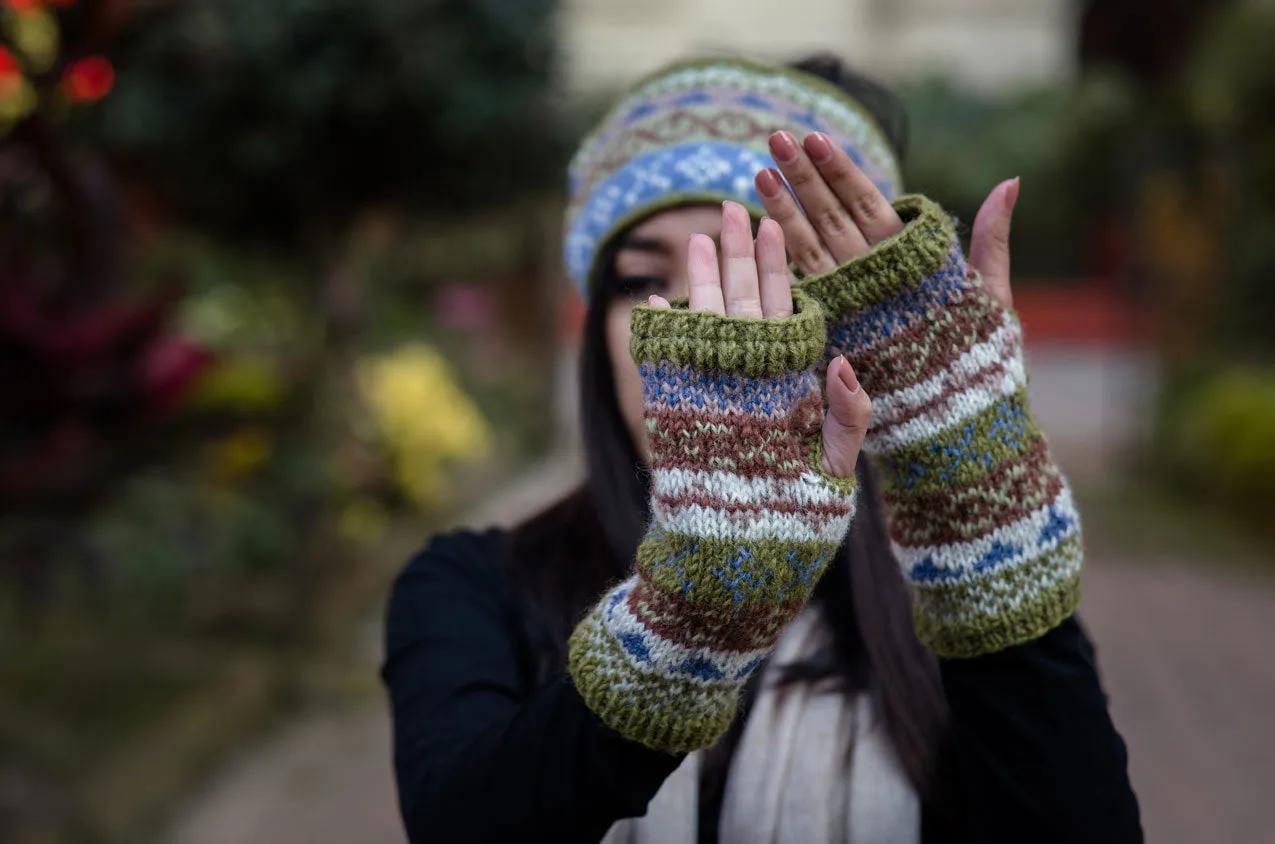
866, 361, 1025, 453
651, 468, 856, 509
915, 540, 1084, 623
891, 486, 1079, 575
869, 316, 1022, 424
598, 582, 770, 684
653, 500, 854, 545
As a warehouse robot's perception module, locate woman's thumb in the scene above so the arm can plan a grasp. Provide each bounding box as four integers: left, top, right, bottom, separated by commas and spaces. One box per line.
821, 356, 872, 478
969, 177, 1019, 309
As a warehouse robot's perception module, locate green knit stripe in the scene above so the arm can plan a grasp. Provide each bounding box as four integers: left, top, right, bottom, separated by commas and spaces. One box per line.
630, 289, 826, 377
799, 195, 954, 317
637, 531, 838, 611
912, 535, 1083, 658
876, 388, 1046, 498
568, 603, 739, 752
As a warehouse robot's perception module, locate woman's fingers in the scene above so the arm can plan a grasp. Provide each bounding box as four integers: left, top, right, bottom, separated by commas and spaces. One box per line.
648, 295, 671, 309
969, 177, 1019, 309
687, 233, 726, 314
755, 219, 793, 318
769, 131, 868, 266
756, 167, 833, 277
821, 356, 873, 478
804, 132, 903, 245
720, 201, 763, 318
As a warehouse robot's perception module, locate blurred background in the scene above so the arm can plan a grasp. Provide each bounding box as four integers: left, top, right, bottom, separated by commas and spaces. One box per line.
1, 0, 1272, 842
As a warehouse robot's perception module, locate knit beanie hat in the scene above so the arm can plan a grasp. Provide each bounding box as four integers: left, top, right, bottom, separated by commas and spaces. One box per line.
564, 57, 903, 294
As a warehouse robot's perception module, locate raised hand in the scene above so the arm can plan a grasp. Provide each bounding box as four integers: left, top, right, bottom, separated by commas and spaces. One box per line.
755, 130, 1019, 309
647, 200, 872, 479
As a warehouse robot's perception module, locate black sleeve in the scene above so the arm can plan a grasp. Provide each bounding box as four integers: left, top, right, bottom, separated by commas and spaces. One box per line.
934, 615, 1143, 843
381, 530, 683, 844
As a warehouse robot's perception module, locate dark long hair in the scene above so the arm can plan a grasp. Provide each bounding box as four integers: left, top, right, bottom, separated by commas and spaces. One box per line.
508, 56, 947, 797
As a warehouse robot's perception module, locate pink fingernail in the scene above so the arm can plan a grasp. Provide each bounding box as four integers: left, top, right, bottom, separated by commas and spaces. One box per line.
838, 357, 860, 394
756, 167, 782, 199
1005, 177, 1021, 210
769, 131, 800, 165
804, 132, 835, 164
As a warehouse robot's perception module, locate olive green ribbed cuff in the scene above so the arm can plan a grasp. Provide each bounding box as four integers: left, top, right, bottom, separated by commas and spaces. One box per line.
629, 288, 826, 376
799, 195, 955, 319
913, 537, 1084, 659
568, 599, 740, 753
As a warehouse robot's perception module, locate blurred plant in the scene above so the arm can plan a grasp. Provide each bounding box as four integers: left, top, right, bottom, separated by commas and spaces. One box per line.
91, 0, 565, 251
356, 341, 491, 510
1164, 367, 1275, 538
0, 0, 116, 132
902, 73, 1140, 281
0, 0, 212, 514
1178, 1, 1275, 357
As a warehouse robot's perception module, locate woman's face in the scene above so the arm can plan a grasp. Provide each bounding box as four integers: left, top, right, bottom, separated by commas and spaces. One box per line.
605, 205, 724, 459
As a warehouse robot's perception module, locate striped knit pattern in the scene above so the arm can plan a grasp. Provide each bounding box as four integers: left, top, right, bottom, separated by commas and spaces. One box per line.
568, 290, 858, 752
564, 58, 902, 294
802, 195, 1083, 658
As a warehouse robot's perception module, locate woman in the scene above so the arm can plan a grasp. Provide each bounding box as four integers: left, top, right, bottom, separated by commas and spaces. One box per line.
382, 56, 1142, 843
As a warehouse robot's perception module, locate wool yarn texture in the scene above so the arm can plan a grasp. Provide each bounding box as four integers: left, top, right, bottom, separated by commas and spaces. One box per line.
801, 195, 1083, 658
564, 58, 901, 294
568, 290, 859, 753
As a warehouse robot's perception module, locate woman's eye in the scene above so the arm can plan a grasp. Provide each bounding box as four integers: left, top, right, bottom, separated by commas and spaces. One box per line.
615, 275, 669, 300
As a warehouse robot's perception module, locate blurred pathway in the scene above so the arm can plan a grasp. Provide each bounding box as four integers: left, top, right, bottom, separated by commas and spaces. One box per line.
163, 351, 1275, 844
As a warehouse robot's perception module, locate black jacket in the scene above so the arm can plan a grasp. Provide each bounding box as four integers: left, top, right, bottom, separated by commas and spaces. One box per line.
382, 529, 1142, 844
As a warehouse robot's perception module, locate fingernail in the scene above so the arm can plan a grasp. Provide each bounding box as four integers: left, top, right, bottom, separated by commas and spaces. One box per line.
769, 131, 799, 165
756, 167, 782, 199
838, 356, 860, 394
648, 295, 659, 306
1005, 177, 1021, 210
803, 132, 835, 164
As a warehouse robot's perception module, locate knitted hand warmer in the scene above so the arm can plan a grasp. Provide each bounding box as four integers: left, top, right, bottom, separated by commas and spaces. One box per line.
801, 195, 1082, 659
568, 290, 858, 753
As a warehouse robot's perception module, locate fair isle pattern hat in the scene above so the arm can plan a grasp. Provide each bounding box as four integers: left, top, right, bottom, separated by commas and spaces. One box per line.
564, 58, 903, 294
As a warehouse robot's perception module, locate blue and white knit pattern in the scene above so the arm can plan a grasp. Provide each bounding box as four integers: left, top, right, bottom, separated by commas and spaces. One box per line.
564, 59, 902, 293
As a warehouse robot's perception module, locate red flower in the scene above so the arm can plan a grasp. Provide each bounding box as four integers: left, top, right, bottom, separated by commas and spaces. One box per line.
62, 56, 114, 103
3, 0, 43, 11
0, 47, 19, 78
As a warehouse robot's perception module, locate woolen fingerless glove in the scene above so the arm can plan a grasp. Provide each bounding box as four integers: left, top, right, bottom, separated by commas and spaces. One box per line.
802, 195, 1082, 659
568, 290, 858, 752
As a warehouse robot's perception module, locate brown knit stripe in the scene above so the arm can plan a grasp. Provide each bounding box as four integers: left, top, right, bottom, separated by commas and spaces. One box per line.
625, 579, 797, 652
885, 439, 1063, 547
646, 399, 822, 477
843, 293, 1003, 399
872, 342, 1020, 442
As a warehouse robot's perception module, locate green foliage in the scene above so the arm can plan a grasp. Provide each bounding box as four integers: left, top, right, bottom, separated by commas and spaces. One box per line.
1164, 367, 1275, 533
901, 73, 1139, 279
90, 0, 565, 247
1182, 3, 1275, 355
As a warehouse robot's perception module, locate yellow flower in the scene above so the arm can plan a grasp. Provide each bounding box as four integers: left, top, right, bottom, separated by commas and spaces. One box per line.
4, 6, 59, 73
357, 343, 492, 508
0, 73, 36, 122
338, 498, 389, 546
207, 427, 273, 481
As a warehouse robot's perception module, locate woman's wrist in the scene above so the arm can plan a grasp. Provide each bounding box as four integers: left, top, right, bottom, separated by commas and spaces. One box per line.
799, 195, 1083, 658
569, 293, 858, 751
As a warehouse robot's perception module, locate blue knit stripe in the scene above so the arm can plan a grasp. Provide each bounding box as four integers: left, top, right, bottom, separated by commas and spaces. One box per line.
640, 361, 819, 418
827, 246, 967, 352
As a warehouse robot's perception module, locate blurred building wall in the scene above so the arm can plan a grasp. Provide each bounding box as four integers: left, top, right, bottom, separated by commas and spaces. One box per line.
559, 0, 1076, 94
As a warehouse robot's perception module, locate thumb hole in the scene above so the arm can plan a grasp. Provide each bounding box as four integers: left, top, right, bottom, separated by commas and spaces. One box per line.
821, 357, 872, 478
